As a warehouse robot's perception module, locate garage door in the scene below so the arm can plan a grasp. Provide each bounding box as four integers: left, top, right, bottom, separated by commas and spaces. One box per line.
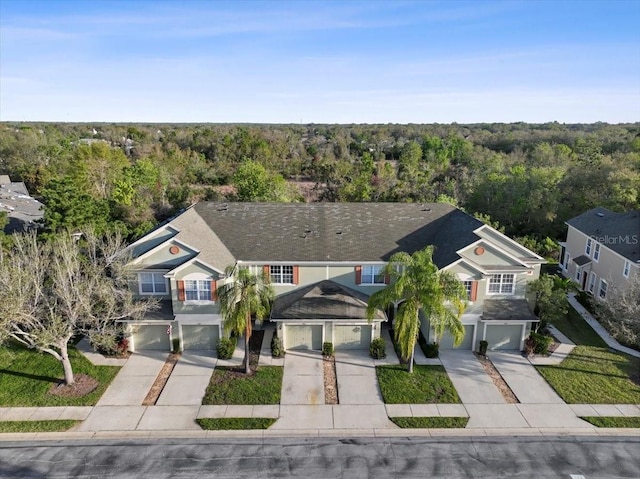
439, 325, 474, 350
334, 325, 372, 350
485, 325, 523, 351
133, 324, 170, 350
182, 324, 219, 350
286, 325, 323, 350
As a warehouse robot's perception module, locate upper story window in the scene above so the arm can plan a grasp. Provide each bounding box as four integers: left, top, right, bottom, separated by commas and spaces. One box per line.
361, 265, 386, 285
593, 242, 601, 262
139, 272, 167, 295
563, 253, 571, 271
623, 260, 631, 278
185, 280, 211, 301
487, 273, 515, 294
598, 279, 607, 299
585, 238, 593, 256
270, 265, 294, 284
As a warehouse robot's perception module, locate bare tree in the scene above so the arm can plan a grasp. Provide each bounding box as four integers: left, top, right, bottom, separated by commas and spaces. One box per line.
597, 273, 640, 349
0, 230, 157, 385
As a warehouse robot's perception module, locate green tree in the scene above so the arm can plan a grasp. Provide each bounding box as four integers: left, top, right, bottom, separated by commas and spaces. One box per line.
217, 266, 274, 374
526, 274, 568, 330
232, 160, 296, 202
40, 176, 112, 234
366, 246, 467, 373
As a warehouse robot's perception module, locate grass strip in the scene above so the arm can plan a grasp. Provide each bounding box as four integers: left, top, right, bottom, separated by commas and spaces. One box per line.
580, 416, 640, 428
197, 418, 276, 430
0, 420, 79, 433
390, 417, 469, 428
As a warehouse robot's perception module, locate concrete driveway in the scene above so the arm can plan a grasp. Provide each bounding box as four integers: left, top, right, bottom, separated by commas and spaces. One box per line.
156, 351, 217, 406
439, 351, 505, 404
488, 351, 563, 404
280, 350, 324, 405
334, 350, 383, 405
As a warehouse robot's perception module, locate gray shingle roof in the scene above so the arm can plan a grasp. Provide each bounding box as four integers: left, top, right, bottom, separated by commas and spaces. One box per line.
0, 177, 44, 234
193, 202, 484, 267
482, 299, 538, 322
567, 207, 640, 262
271, 280, 386, 321
573, 255, 592, 267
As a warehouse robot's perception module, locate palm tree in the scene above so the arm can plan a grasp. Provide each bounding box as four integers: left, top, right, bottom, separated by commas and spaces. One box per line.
217, 266, 274, 374
366, 246, 467, 373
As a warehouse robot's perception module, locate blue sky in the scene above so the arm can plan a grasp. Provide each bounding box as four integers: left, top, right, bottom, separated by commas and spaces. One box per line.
1, 0, 639, 123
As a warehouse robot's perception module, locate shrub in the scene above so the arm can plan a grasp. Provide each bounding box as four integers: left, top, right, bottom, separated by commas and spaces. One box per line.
322, 342, 334, 357
271, 334, 284, 358
523, 335, 536, 356
370, 337, 386, 359
217, 337, 235, 360
478, 340, 488, 356
531, 331, 553, 355
424, 342, 439, 358
172, 337, 181, 353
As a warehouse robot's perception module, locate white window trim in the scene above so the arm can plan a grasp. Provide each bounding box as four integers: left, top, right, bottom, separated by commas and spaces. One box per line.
588, 272, 596, 294
563, 253, 571, 271
593, 242, 601, 262
623, 260, 631, 278
138, 272, 168, 295
486, 273, 515, 295
585, 238, 592, 256
184, 279, 213, 303
575, 265, 581, 282
360, 264, 386, 285
463, 280, 474, 301
270, 265, 295, 285
598, 279, 607, 299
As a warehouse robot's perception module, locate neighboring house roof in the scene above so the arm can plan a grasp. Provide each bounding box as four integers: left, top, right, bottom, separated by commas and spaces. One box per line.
193, 202, 485, 267
482, 299, 538, 322
566, 207, 640, 263
0, 176, 44, 233
271, 280, 386, 321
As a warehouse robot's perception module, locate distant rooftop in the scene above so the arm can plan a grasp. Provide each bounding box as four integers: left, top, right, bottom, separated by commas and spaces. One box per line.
567, 207, 640, 263
0, 175, 44, 233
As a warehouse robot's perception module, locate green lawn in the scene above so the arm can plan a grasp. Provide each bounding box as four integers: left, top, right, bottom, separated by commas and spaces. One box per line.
0, 420, 79, 433
197, 418, 276, 430
376, 365, 461, 404
0, 342, 121, 407
202, 366, 283, 405
390, 417, 468, 428
535, 308, 640, 404
580, 417, 640, 428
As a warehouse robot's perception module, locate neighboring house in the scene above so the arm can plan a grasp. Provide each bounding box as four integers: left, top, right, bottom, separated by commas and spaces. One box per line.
0, 175, 44, 233
122, 202, 545, 353
561, 207, 640, 300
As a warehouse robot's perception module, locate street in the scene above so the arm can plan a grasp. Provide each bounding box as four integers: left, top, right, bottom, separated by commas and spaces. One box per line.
0, 436, 638, 478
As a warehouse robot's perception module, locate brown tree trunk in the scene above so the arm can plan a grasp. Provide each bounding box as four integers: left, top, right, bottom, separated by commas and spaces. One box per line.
60, 342, 75, 385
408, 341, 415, 374
244, 314, 252, 374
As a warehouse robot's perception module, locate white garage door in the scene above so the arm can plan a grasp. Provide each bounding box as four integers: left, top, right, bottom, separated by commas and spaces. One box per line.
439, 325, 475, 350
334, 325, 372, 350
485, 325, 523, 351
133, 324, 170, 351
286, 325, 323, 350
182, 324, 219, 350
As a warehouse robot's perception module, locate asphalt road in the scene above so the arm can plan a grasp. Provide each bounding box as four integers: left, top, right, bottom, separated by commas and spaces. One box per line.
0, 436, 638, 479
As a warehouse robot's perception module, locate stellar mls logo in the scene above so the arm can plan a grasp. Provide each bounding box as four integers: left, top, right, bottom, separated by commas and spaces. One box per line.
590, 234, 639, 245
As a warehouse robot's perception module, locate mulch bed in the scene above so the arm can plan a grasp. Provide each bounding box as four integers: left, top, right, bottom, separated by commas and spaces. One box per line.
474, 353, 519, 403
323, 356, 339, 404
49, 374, 99, 398
142, 353, 181, 406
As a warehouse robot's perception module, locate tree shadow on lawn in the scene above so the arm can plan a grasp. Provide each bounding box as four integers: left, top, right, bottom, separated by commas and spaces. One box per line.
0, 368, 59, 384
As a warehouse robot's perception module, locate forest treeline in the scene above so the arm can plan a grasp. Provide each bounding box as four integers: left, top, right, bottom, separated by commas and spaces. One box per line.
1, 122, 638, 257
